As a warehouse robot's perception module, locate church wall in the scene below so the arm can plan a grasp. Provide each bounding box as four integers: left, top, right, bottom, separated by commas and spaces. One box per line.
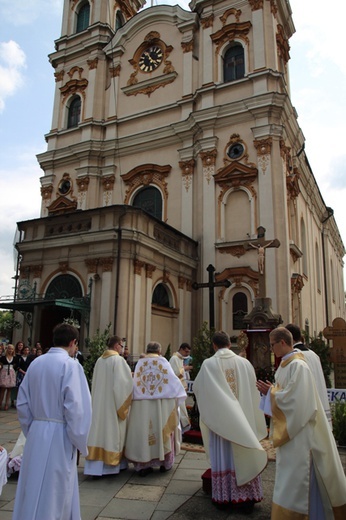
12, 1, 345, 348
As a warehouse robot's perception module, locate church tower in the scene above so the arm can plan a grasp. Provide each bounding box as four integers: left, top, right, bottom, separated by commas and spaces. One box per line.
11, 0, 344, 352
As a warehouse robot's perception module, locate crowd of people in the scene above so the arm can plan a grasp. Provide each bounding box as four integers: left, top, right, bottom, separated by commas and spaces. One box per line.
0, 340, 44, 411
0, 322, 346, 520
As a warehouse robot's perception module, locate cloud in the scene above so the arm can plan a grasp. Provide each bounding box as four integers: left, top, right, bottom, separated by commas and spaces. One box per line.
0, 40, 26, 112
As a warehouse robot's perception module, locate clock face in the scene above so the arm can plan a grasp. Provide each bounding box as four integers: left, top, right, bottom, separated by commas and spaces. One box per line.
228, 143, 244, 159
138, 45, 163, 73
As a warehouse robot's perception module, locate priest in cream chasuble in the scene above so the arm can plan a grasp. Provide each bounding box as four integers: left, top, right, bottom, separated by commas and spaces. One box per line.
258, 327, 346, 520
125, 342, 187, 475
194, 331, 268, 511
85, 336, 133, 476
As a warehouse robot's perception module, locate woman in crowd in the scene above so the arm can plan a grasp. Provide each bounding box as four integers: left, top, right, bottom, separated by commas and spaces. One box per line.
0, 344, 17, 410
16, 346, 33, 388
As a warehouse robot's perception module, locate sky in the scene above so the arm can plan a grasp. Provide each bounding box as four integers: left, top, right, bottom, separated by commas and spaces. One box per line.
0, 0, 346, 299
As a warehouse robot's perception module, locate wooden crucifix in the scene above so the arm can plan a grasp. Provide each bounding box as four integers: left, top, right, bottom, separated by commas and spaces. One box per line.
244, 226, 280, 298
192, 264, 231, 329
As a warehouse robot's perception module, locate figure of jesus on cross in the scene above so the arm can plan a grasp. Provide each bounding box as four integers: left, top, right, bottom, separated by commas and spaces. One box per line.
244, 227, 280, 298
249, 241, 274, 275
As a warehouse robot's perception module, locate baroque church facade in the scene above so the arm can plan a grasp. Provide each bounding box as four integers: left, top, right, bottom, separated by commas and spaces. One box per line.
7, 0, 345, 352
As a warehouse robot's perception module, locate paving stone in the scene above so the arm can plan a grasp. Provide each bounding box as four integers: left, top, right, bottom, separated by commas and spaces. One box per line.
100, 497, 157, 520
116, 483, 165, 502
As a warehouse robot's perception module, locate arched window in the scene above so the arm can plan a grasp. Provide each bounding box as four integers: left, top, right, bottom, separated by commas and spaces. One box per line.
45, 274, 83, 300
76, 2, 90, 33
67, 96, 81, 128
232, 292, 248, 330
152, 283, 170, 308
223, 43, 245, 82
115, 11, 125, 31
133, 186, 162, 220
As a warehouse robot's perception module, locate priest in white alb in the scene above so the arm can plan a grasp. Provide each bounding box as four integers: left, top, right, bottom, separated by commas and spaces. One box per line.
169, 342, 192, 432
125, 341, 187, 476
84, 335, 133, 476
257, 327, 346, 519
193, 331, 268, 513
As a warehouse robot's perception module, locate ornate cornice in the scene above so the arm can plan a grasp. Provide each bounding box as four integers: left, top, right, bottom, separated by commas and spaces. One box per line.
85, 259, 99, 274
286, 168, 300, 200
200, 149, 217, 168
211, 21, 252, 53
60, 78, 88, 102
134, 259, 145, 275
124, 72, 177, 97
110, 64, 121, 77
102, 175, 115, 191
215, 161, 258, 190
248, 0, 264, 10
122, 164, 171, 216
220, 8, 241, 25
76, 176, 90, 192
41, 185, 54, 200
276, 24, 290, 63
54, 70, 64, 82
87, 57, 99, 70
291, 273, 304, 293
145, 264, 156, 279
200, 14, 214, 29
254, 138, 273, 156
99, 257, 114, 273
181, 40, 194, 53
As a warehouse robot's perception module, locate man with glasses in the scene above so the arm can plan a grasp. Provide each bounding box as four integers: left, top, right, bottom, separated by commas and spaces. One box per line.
257, 327, 346, 519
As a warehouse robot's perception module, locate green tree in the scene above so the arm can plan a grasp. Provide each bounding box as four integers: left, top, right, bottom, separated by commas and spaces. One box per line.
0, 311, 21, 339
164, 344, 171, 361
83, 324, 111, 387
190, 321, 215, 380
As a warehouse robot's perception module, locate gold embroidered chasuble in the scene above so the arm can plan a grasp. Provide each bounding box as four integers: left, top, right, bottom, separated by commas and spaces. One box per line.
86, 350, 133, 465
125, 355, 187, 464
270, 353, 346, 519
193, 348, 268, 486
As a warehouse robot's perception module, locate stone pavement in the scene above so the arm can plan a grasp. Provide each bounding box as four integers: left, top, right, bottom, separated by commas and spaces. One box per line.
0, 407, 345, 520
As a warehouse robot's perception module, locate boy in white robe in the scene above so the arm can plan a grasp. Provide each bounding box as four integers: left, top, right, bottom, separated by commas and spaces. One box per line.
257, 327, 346, 520
12, 323, 92, 520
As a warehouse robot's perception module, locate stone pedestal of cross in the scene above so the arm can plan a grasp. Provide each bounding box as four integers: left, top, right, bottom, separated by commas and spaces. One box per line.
323, 317, 346, 388
243, 226, 280, 298
192, 264, 231, 329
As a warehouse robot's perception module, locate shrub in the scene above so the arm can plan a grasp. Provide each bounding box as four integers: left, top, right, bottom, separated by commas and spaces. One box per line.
190, 321, 215, 380
331, 400, 346, 447
83, 324, 111, 387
